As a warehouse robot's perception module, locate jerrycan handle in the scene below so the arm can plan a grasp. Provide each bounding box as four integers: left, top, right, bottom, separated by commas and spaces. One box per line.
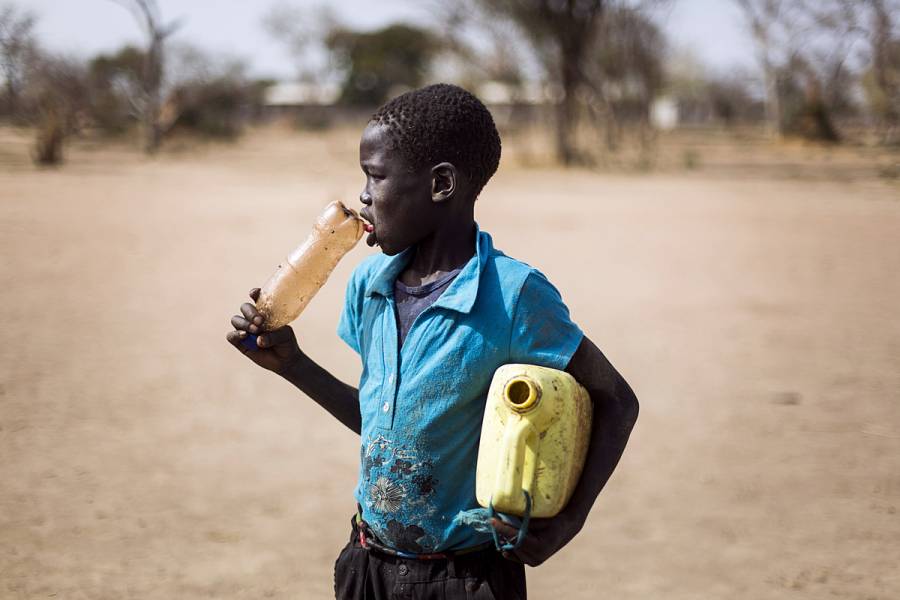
494, 376, 541, 507
496, 417, 537, 505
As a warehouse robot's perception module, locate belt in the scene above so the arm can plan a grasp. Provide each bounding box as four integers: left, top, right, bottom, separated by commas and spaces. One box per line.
354, 510, 495, 561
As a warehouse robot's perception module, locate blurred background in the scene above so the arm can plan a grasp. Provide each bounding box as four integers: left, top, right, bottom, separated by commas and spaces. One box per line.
1, 0, 898, 598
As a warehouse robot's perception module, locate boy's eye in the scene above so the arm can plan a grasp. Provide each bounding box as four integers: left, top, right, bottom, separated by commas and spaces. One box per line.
362, 166, 385, 180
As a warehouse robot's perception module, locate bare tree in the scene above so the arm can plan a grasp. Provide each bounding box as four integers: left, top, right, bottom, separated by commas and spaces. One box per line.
0, 2, 36, 118
865, 0, 900, 140
811, 0, 900, 141
163, 43, 263, 139
800, 0, 864, 116
733, 0, 891, 139
26, 53, 90, 164
474, 0, 669, 164
741, 0, 900, 142
733, 0, 802, 136
262, 2, 338, 84
479, 0, 607, 165
113, 0, 180, 153
583, 5, 667, 152
423, 0, 536, 90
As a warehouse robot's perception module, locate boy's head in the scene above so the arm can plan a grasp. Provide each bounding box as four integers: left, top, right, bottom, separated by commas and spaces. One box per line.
358, 83, 501, 255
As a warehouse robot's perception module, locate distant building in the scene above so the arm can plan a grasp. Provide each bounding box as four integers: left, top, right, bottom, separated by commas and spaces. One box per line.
261, 81, 347, 126
471, 80, 551, 129
259, 79, 552, 128
476, 81, 548, 106
264, 82, 341, 108
651, 96, 679, 130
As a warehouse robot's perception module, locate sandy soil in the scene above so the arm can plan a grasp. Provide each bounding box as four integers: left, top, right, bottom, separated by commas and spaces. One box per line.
1, 126, 899, 599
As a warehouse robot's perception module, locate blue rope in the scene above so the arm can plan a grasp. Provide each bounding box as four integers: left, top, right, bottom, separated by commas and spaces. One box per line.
488, 490, 532, 552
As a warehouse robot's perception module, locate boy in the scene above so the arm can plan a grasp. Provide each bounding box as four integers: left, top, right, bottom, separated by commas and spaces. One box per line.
227, 84, 638, 599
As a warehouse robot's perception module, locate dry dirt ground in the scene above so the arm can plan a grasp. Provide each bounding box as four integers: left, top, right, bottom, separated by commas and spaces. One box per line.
1, 126, 899, 599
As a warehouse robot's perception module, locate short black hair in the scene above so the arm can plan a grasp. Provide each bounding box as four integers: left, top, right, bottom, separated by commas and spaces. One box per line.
369, 83, 501, 197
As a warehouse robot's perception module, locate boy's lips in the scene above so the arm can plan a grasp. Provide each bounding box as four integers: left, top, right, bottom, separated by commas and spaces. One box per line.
359, 209, 375, 232
359, 209, 377, 245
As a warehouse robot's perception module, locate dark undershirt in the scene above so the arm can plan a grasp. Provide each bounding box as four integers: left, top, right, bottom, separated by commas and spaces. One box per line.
393, 268, 462, 348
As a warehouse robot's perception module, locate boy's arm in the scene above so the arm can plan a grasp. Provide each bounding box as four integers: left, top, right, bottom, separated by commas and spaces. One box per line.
492, 335, 639, 566
227, 288, 362, 435
279, 349, 362, 435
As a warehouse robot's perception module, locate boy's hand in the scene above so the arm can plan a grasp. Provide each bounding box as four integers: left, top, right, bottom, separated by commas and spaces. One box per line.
226, 287, 303, 375
490, 512, 581, 567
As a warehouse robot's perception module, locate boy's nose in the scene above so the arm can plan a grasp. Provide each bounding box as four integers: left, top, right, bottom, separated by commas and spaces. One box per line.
360, 191, 372, 205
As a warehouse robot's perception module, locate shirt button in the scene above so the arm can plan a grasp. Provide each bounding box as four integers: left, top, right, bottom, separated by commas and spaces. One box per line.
388, 374, 394, 383
382, 402, 390, 412
398, 564, 408, 576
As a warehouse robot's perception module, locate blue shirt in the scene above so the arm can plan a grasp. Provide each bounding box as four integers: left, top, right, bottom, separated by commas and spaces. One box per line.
337, 225, 583, 553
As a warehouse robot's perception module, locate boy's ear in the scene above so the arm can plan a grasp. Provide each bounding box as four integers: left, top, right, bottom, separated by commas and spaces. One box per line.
431, 162, 457, 203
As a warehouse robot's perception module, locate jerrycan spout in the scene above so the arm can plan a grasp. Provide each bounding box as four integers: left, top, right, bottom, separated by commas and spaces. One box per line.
504, 377, 541, 413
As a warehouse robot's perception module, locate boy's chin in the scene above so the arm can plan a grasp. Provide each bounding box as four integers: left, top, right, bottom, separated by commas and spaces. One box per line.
376, 238, 411, 257
380, 243, 406, 256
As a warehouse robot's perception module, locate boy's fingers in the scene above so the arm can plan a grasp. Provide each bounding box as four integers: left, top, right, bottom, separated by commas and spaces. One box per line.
231, 315, 252, 331
490, 518, 519, 540
492, 517, 537, 563
249, 287, 261, 302
231, 315, 260, 333
240, 302, 263, 325
257, 326, 294, 348
225, 329, 249, 349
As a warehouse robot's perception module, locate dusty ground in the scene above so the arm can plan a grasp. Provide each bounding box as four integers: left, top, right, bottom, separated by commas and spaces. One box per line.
1, 125, 898, 599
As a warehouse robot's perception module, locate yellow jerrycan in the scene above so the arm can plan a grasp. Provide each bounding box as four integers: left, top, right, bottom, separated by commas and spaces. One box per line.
476, 364, 592, 519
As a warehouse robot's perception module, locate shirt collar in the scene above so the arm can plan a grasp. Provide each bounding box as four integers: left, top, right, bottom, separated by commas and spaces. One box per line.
365, 223, 492, 315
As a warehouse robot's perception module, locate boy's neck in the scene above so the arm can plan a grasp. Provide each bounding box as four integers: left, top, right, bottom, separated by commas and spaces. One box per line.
400, 218, 477, 288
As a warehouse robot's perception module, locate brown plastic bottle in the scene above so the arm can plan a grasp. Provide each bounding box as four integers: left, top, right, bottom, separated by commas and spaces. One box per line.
243, 201, 365, 349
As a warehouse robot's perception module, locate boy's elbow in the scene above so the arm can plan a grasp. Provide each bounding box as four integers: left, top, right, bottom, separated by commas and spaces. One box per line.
615, 377, 639, 429
625, 394, 639, 428
588, 387, 638, 432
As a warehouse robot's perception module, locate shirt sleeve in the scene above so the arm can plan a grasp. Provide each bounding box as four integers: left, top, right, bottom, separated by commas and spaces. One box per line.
509, 270, 584, 370
337, 269, 362, 355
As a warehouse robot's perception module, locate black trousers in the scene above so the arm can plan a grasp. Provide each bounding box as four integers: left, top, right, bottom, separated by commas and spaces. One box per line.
334, 515, 527, 600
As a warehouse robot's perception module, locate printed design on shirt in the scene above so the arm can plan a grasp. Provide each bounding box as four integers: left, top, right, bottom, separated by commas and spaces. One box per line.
385, 520, 427, 554
412, 473, 437, 495
369, 476, 405, 513
360, 433, 440, 552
